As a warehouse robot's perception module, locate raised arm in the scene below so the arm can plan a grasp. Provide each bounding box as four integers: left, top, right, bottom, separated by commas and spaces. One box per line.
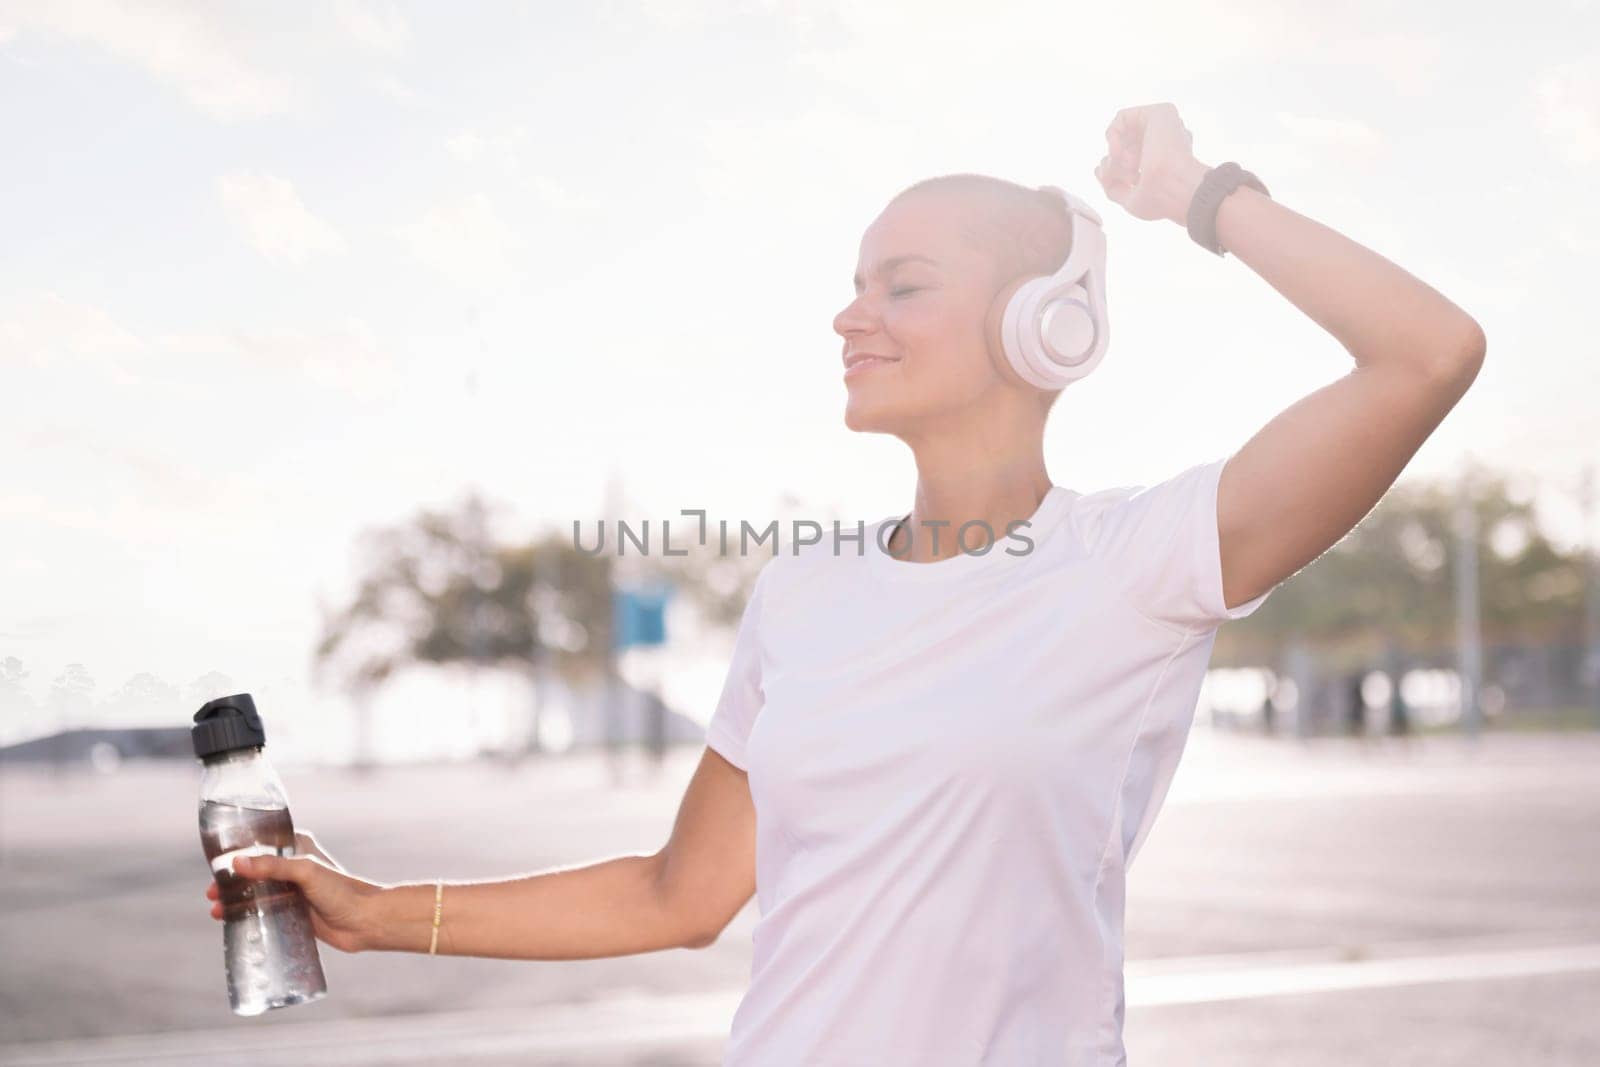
1095, 103, 1486, 611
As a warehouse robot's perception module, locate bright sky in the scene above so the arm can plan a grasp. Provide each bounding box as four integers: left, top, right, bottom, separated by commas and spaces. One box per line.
2, 1, 1597, 750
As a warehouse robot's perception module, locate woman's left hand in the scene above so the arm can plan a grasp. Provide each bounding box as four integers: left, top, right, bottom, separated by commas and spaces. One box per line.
1093, 103, 1211, 226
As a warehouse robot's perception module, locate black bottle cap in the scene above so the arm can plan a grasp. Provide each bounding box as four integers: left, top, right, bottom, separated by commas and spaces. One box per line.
191, 693, 267, 759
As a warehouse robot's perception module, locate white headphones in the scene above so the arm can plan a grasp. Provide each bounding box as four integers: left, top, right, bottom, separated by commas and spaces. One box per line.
983, 186, 1109, 391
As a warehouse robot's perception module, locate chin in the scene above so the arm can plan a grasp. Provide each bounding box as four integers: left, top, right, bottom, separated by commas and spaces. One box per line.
842, 403, 874, 432
843, 396, 910, 434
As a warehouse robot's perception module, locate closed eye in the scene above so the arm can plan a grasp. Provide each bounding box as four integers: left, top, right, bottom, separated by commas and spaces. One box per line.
890, 287, 922, 298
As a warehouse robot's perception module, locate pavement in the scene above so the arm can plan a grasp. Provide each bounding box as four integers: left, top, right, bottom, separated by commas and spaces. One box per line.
2, 728, 1598, 1065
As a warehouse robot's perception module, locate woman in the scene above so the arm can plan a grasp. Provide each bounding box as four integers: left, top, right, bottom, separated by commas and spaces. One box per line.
206, 103, 1485, 1064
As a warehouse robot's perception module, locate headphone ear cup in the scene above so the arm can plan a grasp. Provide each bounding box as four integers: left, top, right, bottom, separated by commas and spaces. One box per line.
1040, 284, 1097, 366
983, 274, 1034, 387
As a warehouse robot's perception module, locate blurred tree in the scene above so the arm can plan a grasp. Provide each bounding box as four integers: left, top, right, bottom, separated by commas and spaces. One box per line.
105, 672, 182, 725
48, 663, 96, 729
315, 496, 617, 684
1216, 471, 1587, 666
0, 657, 36, 731
186, 671, 238, 708
1, 657, 30, 697
314, 493, 624, 761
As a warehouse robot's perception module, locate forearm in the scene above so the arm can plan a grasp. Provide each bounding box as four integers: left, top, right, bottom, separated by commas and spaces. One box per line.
359, 852, 700, 960
1159, 158, 1486, 377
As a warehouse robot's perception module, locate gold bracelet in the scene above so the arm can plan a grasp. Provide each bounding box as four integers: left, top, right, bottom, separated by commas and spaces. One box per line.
428, 879, 443, 956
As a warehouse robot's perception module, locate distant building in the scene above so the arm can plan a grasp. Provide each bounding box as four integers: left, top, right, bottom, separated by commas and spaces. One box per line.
0, 678, 706, 766
0, 726, 191, 765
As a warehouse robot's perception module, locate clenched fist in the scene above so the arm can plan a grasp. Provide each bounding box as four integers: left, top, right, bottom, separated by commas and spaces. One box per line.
1092, 103, 1212, 226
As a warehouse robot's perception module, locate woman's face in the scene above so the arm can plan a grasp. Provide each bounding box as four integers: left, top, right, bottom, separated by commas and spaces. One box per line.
833, 190, 1015, 434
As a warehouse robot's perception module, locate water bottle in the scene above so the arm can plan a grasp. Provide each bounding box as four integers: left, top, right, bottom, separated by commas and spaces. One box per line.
193, 693, 328, 1016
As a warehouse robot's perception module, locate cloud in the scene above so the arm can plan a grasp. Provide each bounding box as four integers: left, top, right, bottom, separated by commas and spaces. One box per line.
1274, 112, 1385, 156
0, 292, 144, 380
395, 192, 519, 285
1356, 30, 1447, 97
162, 317, 389, 391
792, 2, 1305, 97
371, 74, 424, 106
217, 172, 348, 265
334, 0, 409, 57
2, 1, 299, 120
443, 125, 601, 222
447, 124, 528, 170
0, 611, 71, 640
1, 290, 388, 392
596, 0, 734, 31
1535, 61, 1600, 166
527, 175, 603, 217
11, 427, 219, 513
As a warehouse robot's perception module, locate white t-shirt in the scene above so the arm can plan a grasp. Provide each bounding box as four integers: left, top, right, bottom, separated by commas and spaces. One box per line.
705, 455, 1274, 1067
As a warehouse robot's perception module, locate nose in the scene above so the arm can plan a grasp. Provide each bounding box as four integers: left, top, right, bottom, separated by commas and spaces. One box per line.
833, 293, 875, 339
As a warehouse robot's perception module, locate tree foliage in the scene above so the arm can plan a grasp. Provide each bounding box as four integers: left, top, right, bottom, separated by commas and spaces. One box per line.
1217, 470, 1588, 664
313, 495, 619, 694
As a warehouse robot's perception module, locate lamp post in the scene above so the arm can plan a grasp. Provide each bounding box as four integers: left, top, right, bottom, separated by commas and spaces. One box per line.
1581, 465, 1600, 729
1452, 460, 1483, 738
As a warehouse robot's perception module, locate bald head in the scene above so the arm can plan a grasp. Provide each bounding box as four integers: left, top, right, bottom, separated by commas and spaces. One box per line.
890, 173, 1074, 296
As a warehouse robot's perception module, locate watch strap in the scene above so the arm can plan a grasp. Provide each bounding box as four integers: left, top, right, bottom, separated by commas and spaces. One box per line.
1186, 162, 1269, 257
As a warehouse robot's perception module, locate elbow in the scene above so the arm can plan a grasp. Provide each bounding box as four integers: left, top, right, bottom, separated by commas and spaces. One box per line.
683, 924, 722, 950
1427, 315, 1486, 391
1454, 323, 1486, 392
1455, 315, 1487, 370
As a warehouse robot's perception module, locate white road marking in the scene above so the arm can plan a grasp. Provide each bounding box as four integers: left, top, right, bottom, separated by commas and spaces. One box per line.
1129, 942, 1600, 1007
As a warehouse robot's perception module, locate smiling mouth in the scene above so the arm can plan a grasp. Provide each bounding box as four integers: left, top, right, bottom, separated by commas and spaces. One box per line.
844, 356, 898, 376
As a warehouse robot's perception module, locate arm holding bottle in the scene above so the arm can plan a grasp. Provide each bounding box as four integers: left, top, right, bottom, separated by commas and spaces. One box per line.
205, 746, 759, 960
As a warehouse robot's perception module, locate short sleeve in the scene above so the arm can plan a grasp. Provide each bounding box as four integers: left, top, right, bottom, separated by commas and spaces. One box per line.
704, 566, 771, 771
1074, 455, 1274, 633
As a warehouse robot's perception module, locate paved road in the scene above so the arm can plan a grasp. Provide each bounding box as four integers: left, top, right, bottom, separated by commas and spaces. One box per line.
2, 730, 1598, 1065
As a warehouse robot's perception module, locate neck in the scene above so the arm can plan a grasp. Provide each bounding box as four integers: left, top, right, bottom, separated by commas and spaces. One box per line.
890, 420, 1053, 564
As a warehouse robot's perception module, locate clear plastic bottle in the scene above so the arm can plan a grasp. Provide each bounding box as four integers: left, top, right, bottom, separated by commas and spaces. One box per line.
193, 694, 328, 1016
